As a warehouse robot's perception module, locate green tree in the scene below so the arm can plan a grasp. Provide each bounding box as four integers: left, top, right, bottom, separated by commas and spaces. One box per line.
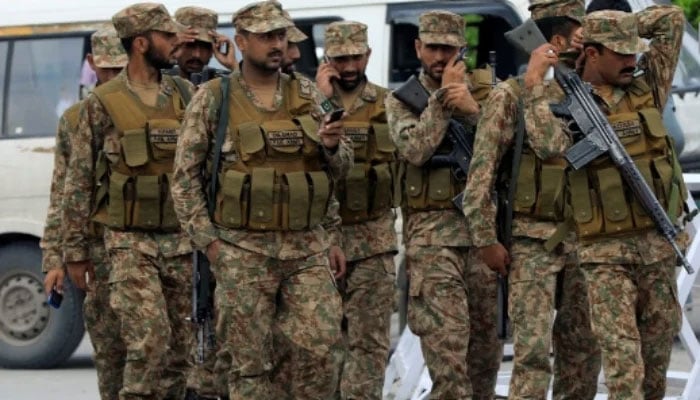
674, 0, 700, 29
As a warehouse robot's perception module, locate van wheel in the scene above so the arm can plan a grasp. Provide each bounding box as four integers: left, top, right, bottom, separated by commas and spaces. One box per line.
0, 240, 85, 368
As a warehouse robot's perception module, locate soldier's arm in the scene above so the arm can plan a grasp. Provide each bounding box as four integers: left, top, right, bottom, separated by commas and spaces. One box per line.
637, 4, 685, 111
321, 193, 343, 249
522, 82, 572, 159
172, 85, 220, 250
61, 98, 103, 263
40, 113, 73, 272
463, 82, 517, 247
385, 90, 451, 166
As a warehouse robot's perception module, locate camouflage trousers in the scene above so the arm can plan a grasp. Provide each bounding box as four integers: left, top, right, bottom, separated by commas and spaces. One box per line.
333, 252, 396, 400
83, 242, 125, 400
581, 257, 681, 400
212, 241, 341, 400
508, 237, 600, 400
407, 245, 501, 399
108, 249, 193, 400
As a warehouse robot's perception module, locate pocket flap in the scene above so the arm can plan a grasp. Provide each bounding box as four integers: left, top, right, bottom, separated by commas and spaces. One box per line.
514, 153, 537, 210
308, 171, 330, 227
373, 123, 395, 153
405, 165, 423, 197
135, 175, 160, 200
249, 168, 275, 226
639, 108, 665, 138
345, 165, 368, 211
285, 172, 309, 230
427, 168, 451, 201
597, 167, 628, 222
120, 129, 148, 167
371, 163, 393, 211
294, 115, 320, 143
237, 122, 265, 155
569, 169, 593, 223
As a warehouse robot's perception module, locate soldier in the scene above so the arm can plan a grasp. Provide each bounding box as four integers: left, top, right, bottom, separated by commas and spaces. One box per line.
462, 1, 602, 399
41, 26, 127, 400
280, 13, 308, 75
170, 1, 352, 398
61, 3, 196, 399
385, 10, 501, 399
528, 4, 688, 398
587, 0, 632, 13
314, 21, 397, 400
173, 6, 237, 81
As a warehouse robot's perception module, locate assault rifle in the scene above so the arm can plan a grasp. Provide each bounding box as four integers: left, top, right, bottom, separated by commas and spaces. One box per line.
392, 74, 474, 210
506, 19, 694, 274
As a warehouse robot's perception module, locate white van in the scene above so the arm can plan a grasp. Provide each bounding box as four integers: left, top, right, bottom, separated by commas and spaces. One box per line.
0, 0, 698, 369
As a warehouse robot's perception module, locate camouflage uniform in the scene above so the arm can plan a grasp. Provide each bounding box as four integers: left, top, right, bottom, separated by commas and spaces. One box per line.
386, 11, 501, 399
463, 2, 601, 399
170, 2, 352, 399
174, 6, 218, 45
40, 27, 128, 400
528, 6, 687, 399
318, 21, 398, 400
62, 5, 195, 400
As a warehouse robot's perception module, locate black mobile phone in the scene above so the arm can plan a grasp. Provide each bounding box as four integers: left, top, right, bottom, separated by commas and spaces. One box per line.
47, 289, 63, 309
326, 108, 345, 123
454, 46, 468, 65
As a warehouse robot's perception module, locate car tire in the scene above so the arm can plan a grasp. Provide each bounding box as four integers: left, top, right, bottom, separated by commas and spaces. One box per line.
0, 240, 85, 368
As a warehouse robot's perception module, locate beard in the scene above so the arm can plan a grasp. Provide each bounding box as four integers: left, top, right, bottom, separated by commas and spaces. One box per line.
337, 72, 366, 91
249, 49, 284, 74
421, 60, 446, 83
181, 58, 205, 75
145, 44, 174, 70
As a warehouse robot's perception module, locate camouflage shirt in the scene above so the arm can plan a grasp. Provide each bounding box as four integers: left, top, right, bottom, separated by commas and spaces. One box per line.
330, 80, 398, 261
171, 70, 352, 260
386, 71, 479, 247
526, 5, 687, 264
62, 69, 195, 262
40, 102, 81, 272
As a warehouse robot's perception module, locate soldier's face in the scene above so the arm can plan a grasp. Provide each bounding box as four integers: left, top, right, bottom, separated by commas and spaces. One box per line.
177, 41, 213, 75
281, 42, 301, 74
144, 31, 177, 70
327, 51, 370, 91
236, 29, 288, 73
415, 40, 458, 82
588, 46, 637, 87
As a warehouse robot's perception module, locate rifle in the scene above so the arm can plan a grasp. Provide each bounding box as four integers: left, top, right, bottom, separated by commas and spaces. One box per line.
191, 66, 231, 86
392, 74, 475, 211
191, 76, 232, 363
506, 19, 694, 274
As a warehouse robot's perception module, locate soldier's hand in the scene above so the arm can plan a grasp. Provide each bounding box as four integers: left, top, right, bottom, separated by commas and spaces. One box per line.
441, 51, 466, 87
316, 61, 340, 99
173, 27, 199, 58
44, 267, 66, 296
477, 243, 510, 277
524, 43, 558, 89
66, 261, 95, 291
205, 239, 222, 264
210, 31, 237, 70
441, 83, 479, 115
319, 113, 347, 149
328, 245, 347, 279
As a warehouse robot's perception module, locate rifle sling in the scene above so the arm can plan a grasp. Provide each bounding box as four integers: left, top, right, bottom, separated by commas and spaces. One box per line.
208, 77, 231, 217
505, 82, 525, 249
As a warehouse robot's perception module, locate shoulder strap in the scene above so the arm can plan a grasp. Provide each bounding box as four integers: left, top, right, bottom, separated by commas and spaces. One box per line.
503, 77, 526, 248
170, 75, 193, 105
208, 76, 231, 217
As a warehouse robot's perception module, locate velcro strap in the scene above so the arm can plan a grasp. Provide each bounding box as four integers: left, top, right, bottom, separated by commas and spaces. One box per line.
308, 171, 330, 227
286, 172, 310, 230
249, 168, 275, 228
544, 218, 573, 252
108, 171, 131, 229
121, 129, 149, 167
134, 175, 160, 229
372, 163, 393, 211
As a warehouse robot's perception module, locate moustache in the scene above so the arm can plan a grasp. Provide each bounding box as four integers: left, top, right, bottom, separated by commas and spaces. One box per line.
430, 62, 447, 70
268, 50, 283, 58
340, 72, 358, 79
620, 67, 636, 74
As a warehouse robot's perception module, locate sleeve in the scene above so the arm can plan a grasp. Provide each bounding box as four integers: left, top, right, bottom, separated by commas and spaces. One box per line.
61, 98, 103, 263
172, 85, 220, 250
463, 83, 517, 248
40, 115, 72, 272
523, 81, 572, 159
323, 137, 353, 180
321, 193, 343, 248
385, 89, 451, 166
636, 4, 685, 111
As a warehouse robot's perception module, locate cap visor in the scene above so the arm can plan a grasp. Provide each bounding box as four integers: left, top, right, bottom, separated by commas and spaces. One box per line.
419, 33, 463, 47
326, 44, 368, 58
245, 18, 293, 33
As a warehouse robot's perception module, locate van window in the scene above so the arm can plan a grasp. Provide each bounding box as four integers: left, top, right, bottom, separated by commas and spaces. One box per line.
387, 1, 524, 88
0, 42, 7, 134
6, 37, 84, 137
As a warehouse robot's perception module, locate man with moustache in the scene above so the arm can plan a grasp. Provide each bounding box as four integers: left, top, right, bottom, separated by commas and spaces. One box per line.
463, 1, 602, 398
61, 3, 195, 399
385, 10, 501, 399
42, 26, 128, 400
528, 4, 688, 398
171, 1, 352, 398
314, 21, 397, 400
280, 9, 308, 76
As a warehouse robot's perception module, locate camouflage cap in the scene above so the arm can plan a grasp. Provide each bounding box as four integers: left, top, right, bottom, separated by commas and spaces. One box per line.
418, 11, 465, 47
529, 0, 585, 23
174, 6, 218, 43
233, 0, 293, 34
324, 21, 368, 58
91, 26, 128, 68
584, 10, 648, 55
282, 9, 308, 43
112, 3, 184, 38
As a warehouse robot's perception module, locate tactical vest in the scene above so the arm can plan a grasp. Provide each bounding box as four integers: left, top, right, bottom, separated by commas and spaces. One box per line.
336, 85, 397, 223
568, 77, 686, 239
91, 76, 188, 231
404, 67, 493, 211
210, 75, 333, 231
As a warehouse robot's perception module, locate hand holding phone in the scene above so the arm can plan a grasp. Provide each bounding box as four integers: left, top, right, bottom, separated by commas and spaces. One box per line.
454, 46, 468, 66
218, 41, 229, 56
47, 289, 63, 309
326, 108, 345, 124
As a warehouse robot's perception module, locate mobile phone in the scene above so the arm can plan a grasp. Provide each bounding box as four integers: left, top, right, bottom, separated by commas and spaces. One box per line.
218, 41, 229, 56
326, 108, 345, 123
454, 46, 468, 65
47, 289, 63, 309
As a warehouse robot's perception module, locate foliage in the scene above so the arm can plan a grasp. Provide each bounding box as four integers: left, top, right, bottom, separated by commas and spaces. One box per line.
674, 0, 700, 29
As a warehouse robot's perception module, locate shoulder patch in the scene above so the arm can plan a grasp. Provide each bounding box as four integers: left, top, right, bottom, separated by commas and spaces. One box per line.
296, 75, 315, 100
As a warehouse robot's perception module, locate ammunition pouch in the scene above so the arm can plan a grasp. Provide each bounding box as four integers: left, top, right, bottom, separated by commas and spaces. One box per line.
404, 164, 463, 211
513, 151, 568, 222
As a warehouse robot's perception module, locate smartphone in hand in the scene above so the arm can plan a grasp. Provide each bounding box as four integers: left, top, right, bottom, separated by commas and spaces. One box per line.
454, 46, 468, 66
47, 289, 63, 309
326, 108, 345, 123
218, 41, 229, 55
